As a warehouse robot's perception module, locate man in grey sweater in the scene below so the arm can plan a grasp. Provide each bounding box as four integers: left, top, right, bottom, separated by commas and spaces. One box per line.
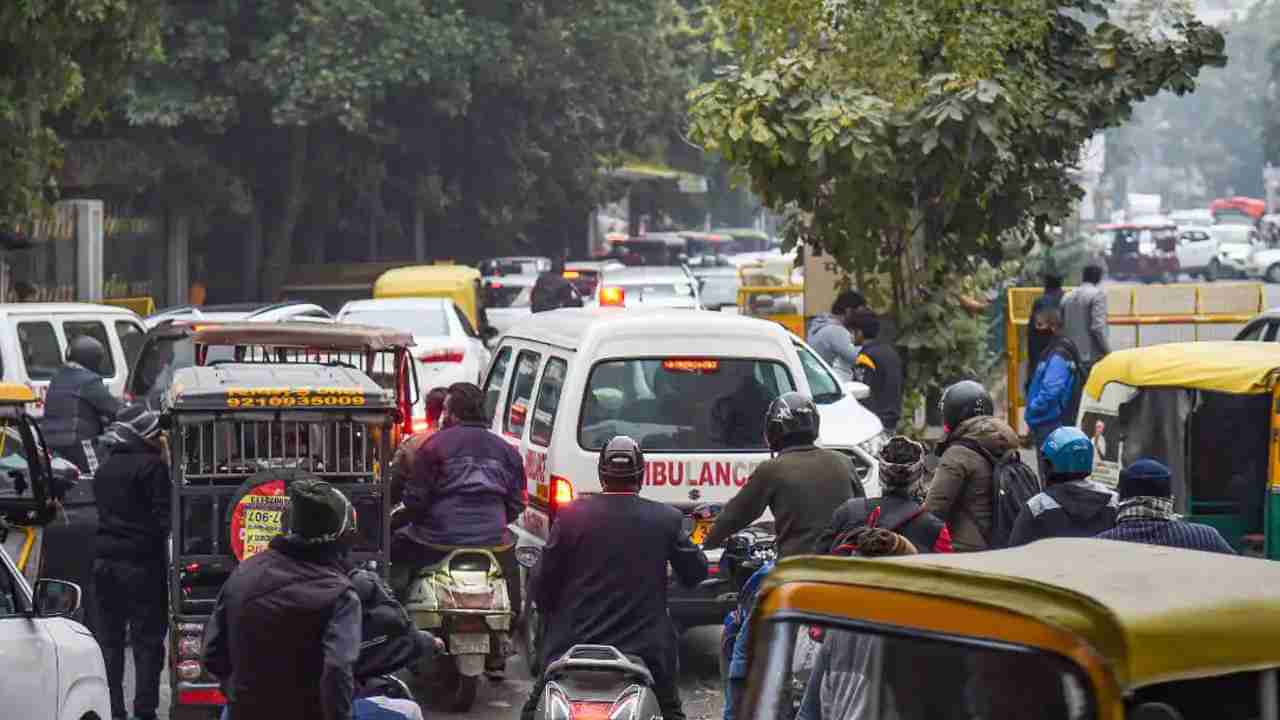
807, 290, 867, 382
1060, 265, 1110, 369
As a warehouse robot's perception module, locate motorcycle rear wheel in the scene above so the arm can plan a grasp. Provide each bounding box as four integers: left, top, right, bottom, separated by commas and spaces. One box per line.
433, 657, 480, 712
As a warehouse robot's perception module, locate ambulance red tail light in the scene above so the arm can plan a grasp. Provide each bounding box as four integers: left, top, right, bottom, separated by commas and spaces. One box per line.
599, 286, 625, 306
419, 348, 465, 363
178, 688, 226, 705
551, 475, 575, 508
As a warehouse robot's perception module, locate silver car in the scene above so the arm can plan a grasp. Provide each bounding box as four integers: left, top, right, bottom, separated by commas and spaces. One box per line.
593, 266, 701, 309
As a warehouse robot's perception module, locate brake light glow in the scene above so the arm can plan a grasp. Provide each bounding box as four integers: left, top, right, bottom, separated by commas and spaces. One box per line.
551, 475, 575, 507
662, 358, 720, 373
570, 702, 612, 720
176, 660, 203, 681
419, 348, 465, 363
599, 286, 625, 306
178, 688, 226, 706
562, 270, 582, 279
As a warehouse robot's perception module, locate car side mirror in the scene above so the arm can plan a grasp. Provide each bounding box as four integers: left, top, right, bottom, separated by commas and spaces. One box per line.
33, 578, 81, 618
845, 381, 871, 400
515, 545, 543, 569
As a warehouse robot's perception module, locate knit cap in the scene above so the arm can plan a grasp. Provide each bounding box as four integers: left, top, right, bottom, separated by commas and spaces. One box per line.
1117, 458, 1172, 500
286, 478, 355, 544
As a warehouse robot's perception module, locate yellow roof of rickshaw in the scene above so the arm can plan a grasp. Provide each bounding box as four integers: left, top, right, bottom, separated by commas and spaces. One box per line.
0, 384, 36, 403
763, 539, 1280, 690
1083, 341, 1280, 400
373, 264, 481, 295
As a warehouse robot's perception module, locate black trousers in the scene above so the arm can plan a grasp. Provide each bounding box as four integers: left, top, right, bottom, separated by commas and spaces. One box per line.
93, 557, 168, 720
519, 655, 685, 720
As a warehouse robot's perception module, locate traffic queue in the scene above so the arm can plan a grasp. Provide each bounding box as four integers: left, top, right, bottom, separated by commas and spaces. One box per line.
3, 253, 1280, 720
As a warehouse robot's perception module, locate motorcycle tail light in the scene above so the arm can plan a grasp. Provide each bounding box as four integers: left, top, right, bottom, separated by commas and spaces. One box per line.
608, 691, 642, 720
451, 615, 488, 633
176, 660, 203, 681
571, 702, 613, 720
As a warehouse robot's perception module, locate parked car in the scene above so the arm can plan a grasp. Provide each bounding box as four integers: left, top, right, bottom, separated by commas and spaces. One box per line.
1234, 307, 1280, 342
0, 539, 109, 719
479, 256, 550, 277
691, 266, 741, 311
0, 303, 145, 416
592, 266, 701, 309
1179, 225, 1260, 280
144, 301, 333, 329
337, 298, 491, 418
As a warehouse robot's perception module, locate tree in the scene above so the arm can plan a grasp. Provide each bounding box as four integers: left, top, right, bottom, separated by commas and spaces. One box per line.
0, 0, 160, 230
689, 0, 1225, 406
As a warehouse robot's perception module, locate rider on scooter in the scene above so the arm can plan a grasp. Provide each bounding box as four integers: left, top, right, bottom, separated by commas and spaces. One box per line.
522, 435, 708, 720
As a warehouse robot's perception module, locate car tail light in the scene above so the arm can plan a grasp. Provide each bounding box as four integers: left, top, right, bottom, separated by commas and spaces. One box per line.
419, 348, 465, 363
551, 475, 574, 508
178, 688, 226, 705
599, 287, 625, 306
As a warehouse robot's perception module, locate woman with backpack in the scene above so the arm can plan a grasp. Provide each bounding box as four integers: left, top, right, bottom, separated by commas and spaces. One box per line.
817, 436, 953, 553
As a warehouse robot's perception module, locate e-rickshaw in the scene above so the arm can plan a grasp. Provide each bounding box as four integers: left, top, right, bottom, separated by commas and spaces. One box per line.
742, 539, 1280, 720
164, 363, 396, 719
373, 264, 488, 334
1080, 341, 1280, 559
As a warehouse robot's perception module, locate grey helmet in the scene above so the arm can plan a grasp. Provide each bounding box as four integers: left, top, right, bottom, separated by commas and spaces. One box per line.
67, 336, 108, 376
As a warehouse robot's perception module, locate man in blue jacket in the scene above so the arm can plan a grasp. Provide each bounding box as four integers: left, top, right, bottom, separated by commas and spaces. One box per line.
1025, 308, 1084, 479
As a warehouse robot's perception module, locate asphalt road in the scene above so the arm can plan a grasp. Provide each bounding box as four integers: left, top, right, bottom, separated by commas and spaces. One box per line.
126, 625, 726, 720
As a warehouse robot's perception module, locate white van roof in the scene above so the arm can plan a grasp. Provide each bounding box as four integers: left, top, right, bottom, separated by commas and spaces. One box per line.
0, 302, 139, 317
503, 307, 793, 353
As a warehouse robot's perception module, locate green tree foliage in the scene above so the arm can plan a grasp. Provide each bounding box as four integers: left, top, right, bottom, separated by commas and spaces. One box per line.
0, 0, 159, 229
689, 0, 1225, 400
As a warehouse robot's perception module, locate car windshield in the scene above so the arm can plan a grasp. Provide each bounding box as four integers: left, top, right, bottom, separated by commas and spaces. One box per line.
131, 337, 234, 405
485, 284, 531, 308
698, 275, 739, 308
752, 619, 1094, 720
578, 358, 795, 451
339, 308, 449, 337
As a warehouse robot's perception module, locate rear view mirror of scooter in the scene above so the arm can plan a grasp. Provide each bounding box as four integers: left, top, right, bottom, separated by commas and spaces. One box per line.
516, 545, 543, 569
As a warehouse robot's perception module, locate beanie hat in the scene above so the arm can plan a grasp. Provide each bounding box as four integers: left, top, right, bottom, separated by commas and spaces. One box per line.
103, 404, 163, 448
877, 436, 925, 491
286, 478, 355, 544
1117, 459, 1172, 500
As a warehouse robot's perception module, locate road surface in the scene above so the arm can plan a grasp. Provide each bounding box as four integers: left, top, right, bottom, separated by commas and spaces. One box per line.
126, 625, 726, 720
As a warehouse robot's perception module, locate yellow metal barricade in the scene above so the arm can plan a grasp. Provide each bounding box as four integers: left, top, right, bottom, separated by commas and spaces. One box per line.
104, 296, 156, 317
1006, 283, 1264, 434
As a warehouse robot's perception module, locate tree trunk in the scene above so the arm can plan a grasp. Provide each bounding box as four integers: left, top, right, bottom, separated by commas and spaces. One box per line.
413, 197, 426, 261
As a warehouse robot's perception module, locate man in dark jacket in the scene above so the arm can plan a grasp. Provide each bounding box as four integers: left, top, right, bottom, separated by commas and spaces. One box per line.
391, 383, 525, 605
1008, 427, 1116, 547
204, 478, 362, 720
44, 335, 121, 473
1095, 459, 1235, 554
530, 253, 582, 313
522, 436, 708, 720
93, 406, 171, 720
925, 381, 1021, 552
348, 567, 440, 719
819, 436, 952, 553
1024, 308, 1085, 476
702, 392, 864, 558
1025, 273, 1065, 393
849, 310, 903, 432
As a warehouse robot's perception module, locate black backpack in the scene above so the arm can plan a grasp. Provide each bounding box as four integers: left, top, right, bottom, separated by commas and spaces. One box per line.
954, 439, 1041, 549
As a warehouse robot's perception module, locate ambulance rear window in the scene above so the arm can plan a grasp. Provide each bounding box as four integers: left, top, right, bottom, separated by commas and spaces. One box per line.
578, 358, 795, 452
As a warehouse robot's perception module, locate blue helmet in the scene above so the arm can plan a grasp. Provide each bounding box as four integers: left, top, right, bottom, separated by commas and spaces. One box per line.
1041, 427, 1094, 476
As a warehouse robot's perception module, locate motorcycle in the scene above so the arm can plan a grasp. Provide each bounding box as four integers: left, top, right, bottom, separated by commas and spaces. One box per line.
402, 548, 514, 712
533, 645, 662, 720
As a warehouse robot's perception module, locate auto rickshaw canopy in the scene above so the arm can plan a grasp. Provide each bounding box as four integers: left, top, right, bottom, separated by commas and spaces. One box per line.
1084, 341, 1280, 400
759, 539, 1280, 692
163, 363, 396, 412
0, 383, 37, 404
188, 322, 414, 352
373, 264, 483, 329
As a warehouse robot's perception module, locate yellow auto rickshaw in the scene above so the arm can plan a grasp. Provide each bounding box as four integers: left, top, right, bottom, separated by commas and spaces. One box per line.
736, 262, 805, 338
742, 539, 1280, 720
0, 383, 59, 583
1080, 341, 1280, 559
373, 264, 487, 332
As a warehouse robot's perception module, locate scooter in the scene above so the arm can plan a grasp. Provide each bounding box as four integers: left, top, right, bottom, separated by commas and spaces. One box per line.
534, 645, 662, 720
402, 548, 514, 712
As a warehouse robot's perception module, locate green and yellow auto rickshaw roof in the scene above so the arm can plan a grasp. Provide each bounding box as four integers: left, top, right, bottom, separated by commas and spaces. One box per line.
761, 539, 1280, 691
1084, 341, 1280, 400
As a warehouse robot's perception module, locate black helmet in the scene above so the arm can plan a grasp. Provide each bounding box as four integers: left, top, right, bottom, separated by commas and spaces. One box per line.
940, 380, 993, 432
67, 335, 107, 375
764, 392, 820, 451
599, 435, 645, 488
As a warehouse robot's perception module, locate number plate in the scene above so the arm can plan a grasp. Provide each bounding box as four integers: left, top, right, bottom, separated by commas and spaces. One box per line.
450, 633, 490, 655
690, 518, 714, 546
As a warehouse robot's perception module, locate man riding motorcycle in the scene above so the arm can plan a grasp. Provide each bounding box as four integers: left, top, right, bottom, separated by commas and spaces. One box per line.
522, 435, 708, 720
44, 335, 122, 473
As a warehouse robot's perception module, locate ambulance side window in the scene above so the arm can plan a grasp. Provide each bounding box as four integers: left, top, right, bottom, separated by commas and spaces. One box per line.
504, 350, 543, 438
529, 358, 567, 447
483, 347, 513, 423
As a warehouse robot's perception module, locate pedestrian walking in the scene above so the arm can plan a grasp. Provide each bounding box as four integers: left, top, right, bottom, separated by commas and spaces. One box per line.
817, 436, 952, 553
924, 381, 1021, 552
807, 290, 867, 382
92, 406, 171, 720
702, 392, 865, 558
1025, 273, 1065, 393
1024, 307, 1085, 474
1095, 459, 1236, 554
203, 478, 363, 720
1007, 427, 1116, 547
1060, 264, 1110, 370
849, 309, 904, 432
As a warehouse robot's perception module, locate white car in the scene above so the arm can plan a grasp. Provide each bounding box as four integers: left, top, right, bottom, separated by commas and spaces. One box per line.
593, 266, 701, 309
1246, 246, 1280, 284
483, 275, 536, 336
337, 298, 491, 424
1177, 225, 1260, 280
0, 541, 109, 720
144, 301, 333, 329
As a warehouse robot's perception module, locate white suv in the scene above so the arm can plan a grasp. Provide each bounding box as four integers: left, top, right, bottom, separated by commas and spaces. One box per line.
1177, 225, 1260, 280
